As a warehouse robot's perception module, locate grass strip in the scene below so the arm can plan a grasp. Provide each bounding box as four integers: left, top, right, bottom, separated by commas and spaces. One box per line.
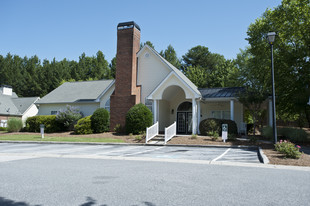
0, 134, 124, 143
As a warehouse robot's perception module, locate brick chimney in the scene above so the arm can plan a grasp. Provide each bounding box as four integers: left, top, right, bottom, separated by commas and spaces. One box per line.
110, 21, 141, 131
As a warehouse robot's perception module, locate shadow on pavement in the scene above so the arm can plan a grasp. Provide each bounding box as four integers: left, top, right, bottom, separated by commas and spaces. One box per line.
0, 197, 40, 206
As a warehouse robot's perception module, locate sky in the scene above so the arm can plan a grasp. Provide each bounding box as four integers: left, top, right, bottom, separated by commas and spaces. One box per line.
0, 0, 282, 63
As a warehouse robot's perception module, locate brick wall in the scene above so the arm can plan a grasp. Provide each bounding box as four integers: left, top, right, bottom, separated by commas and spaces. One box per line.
110, 23, 141, 131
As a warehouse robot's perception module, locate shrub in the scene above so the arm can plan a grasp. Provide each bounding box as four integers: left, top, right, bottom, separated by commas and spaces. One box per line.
114, 124, 123, 133
25, 115, 62, 133
74, 116, 92, 134
125, 103, 153, 135
278, 127, 308, 144
261, 126, 273, 140
191, 134, 197, 139
199, 118, 238, 136
228, 134, 237, 141
56, 105, 83, 131
7, 118, 23, 132
91, 108, 109, 133
275, 140, 301, 159
211, 131, 219, 141
262, 126, 308, 143
199, 118, 220, 136
0, 127, 7, 131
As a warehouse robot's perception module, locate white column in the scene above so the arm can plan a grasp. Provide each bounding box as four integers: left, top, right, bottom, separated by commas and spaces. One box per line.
230, 99, 234, 121
192, 98, 197, 134
197, 100, 201, 134
269, 98, 273, 127
153, 100, 157, 124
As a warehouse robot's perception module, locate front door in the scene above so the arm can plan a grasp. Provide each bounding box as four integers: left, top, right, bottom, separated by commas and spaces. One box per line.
177, 112, 192, 134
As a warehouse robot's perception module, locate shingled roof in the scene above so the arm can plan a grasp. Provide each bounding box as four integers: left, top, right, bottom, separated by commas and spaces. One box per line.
199, 87, 244, 99
0, 93, 39, 116
36, 79, 114, 104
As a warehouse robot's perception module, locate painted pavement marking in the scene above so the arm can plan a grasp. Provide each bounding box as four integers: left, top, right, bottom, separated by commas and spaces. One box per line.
211, 148, 231, 162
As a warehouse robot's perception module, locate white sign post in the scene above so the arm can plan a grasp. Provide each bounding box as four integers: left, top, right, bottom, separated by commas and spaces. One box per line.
40, 124, 45, 139
222, 124, 228, 143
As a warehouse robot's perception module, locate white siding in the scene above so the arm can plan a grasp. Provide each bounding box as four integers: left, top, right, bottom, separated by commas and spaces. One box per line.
22, 104, 39, 125
137, 48, 170, 103
38, 103, 100, 117
99, 84, 115, 108
199, 100, 243, 131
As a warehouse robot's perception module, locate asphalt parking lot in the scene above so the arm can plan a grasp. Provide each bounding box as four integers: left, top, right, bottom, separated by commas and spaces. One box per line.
0, 143, 261, 164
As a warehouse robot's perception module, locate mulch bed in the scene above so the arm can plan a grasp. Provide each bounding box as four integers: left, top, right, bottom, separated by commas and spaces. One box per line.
1, 131, 310, 167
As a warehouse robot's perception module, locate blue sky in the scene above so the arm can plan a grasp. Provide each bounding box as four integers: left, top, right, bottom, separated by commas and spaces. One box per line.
0, 0, 282, 63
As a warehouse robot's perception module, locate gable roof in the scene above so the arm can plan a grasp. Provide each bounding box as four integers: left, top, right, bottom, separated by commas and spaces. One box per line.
12, 97, 40, 114
138, 45, 201, 97
0, 95, 21, 116
199, 87, 244, 99
0, 93, 39, 116
36, 79, 114, 104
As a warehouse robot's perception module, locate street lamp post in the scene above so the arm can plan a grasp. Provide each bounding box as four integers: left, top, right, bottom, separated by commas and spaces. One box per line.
267, 32, 277, 144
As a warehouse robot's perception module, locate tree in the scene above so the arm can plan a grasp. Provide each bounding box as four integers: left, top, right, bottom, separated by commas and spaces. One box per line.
140, 41, 155, 49
238, 87, 268, 136
182, 45, 237, 88
159, 44, 181, 69
109, 57, 116, 79
246, 0, 310, 127
184, 66, 207, 88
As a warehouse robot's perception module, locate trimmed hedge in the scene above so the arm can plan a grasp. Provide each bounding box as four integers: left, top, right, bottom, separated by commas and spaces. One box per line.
91, 108, 110, 133
199, 118, 238, 136
125, 103, 153, 135
262, 126, 309, 143
25, 115, 62, 133
7, 118, 23, 132
0, 127, 7, 131
74, 116, 92, 134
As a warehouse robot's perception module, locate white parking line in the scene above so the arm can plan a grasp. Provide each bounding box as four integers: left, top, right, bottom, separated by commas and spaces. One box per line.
211, 148, 231, 162
124, 146, 164, 156
96, 146, 141, 155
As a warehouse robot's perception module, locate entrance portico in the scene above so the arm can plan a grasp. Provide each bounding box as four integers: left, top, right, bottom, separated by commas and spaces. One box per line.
147, 72, 201, 134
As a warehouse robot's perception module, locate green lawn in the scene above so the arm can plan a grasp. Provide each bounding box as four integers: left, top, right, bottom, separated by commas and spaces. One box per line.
0, 134, 124, 143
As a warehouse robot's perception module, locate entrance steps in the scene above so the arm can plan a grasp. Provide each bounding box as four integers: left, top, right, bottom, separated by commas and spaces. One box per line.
147, 135, 165, 145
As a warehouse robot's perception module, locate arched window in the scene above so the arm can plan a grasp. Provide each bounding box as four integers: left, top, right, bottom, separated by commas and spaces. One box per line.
177, 102, 192, 112
105, 99, 110, 112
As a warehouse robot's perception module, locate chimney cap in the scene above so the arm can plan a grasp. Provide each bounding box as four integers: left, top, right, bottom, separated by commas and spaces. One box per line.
117, 21, 140, 31
0, 85, 12, 88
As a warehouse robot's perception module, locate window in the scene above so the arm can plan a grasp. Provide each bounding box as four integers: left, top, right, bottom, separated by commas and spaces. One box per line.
105, 99, 110, 112
145, 99, 152, 112
51, 111, 58, 115
0, 120, 7, 127
223, 111, 230, 120
212, 111, 230, 119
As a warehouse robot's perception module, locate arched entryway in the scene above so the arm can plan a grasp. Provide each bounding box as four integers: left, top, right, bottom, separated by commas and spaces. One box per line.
177, 101, 192, 134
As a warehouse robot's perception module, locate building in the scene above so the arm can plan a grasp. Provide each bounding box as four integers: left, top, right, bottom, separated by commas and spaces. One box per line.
37, 21, 259, 134
0, 85, 39, 127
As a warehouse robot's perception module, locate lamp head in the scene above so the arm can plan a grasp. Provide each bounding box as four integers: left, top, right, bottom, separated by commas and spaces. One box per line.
267, 32, 276, 45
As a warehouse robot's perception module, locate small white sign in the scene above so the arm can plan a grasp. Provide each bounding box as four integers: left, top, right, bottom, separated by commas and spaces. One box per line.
222, 124, 228, 142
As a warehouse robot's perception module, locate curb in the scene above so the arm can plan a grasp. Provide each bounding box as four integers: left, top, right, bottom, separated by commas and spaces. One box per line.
0, 140, 257, 149
257, 146, 270, 164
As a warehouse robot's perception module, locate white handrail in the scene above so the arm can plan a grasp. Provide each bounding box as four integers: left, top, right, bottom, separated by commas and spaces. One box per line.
145, 122, 159, 143
164, 122, 176, 144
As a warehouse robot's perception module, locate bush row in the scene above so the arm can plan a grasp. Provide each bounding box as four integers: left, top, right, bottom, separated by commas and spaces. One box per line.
199, 118, 238, 136
25, 115, 63, 133
261, 126, 308, 143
